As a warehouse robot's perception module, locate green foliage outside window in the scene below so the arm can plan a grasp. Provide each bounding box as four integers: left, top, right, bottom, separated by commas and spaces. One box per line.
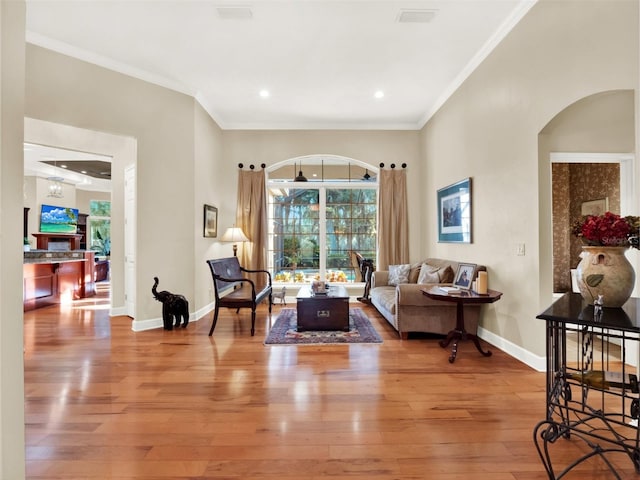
90, 219, 111, 256
269, 185, 376, 281
89, 200, 111, 257
89, 200, 111, 217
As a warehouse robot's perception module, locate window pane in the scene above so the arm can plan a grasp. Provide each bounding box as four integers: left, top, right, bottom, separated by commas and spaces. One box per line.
89, 200, 111, 217
89, 219, 111, 256
268, 180, 376, 283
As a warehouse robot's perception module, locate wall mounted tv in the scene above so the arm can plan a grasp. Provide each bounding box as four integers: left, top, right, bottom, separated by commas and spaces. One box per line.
39, 204, 79, 234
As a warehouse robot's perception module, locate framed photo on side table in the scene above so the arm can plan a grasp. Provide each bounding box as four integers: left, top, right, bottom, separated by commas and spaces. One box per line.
453, 263, 476, 290
437, 177, 472, 243
203, 204, 218, 238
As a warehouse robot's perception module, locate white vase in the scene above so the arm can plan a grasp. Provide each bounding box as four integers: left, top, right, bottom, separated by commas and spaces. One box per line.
576, 246, 635, 307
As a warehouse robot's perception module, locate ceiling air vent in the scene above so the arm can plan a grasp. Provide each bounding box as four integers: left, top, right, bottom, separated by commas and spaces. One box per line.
397, 9, 437, 23
216, 6, 253, 20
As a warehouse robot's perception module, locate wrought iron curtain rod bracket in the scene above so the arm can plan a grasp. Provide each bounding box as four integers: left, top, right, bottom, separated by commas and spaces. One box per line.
378, 163, 408, 169
237, 163, 267, 170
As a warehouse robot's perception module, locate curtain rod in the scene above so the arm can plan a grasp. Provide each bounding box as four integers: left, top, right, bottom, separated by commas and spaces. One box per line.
237, 163, 266, 170
236, 162, 407, 169
379, 163, 407, 169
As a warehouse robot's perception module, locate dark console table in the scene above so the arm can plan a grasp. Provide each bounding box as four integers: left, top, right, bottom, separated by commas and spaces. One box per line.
535, 293, 640, 478
422, 286, 502, 363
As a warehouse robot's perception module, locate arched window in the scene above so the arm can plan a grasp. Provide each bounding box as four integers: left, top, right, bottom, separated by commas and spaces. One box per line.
267, 155, 377, 284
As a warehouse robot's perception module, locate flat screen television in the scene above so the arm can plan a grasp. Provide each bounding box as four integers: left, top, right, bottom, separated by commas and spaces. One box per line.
39, 204, 79, 234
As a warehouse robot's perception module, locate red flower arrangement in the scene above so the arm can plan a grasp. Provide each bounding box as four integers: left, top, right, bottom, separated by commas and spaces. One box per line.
572, 211, 640, 249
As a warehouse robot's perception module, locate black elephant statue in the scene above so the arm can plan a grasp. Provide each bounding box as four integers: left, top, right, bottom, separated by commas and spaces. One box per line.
152, 277, 189, 330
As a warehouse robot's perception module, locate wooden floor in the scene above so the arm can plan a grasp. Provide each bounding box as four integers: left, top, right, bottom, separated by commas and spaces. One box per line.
24, 285, 639, 479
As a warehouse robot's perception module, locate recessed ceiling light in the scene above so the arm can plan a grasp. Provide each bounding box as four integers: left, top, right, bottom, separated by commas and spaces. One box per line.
374, 90, 385, 99
259, 89, 270, 98
60, 164, 67, 169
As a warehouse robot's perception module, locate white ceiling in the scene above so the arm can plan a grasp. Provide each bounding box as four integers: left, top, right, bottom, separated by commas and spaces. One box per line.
24, 143, 112, 191
25, 0, 536, 131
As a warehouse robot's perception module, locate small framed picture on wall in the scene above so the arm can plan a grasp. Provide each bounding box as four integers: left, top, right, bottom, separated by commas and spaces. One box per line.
581, 198, 609, 216
203, 204, 218, 238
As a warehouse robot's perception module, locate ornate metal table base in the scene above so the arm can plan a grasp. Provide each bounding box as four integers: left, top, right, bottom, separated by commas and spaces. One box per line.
535, 294, 640, 478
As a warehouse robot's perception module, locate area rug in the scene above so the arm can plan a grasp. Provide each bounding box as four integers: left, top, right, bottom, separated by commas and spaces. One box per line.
264, 308, 383, 345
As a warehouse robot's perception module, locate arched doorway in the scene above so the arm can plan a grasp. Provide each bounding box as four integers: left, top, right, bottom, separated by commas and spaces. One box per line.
538, 90, 636, 299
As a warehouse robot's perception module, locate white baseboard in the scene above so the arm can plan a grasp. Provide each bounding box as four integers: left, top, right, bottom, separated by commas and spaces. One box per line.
478, 326, 546, 372
110, 305, 128, 317
131, 317, 164, 332
131, 302, 214, 332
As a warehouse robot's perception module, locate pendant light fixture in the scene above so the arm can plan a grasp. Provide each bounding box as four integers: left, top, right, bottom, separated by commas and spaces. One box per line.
47, 177, 64, 198
294, 161, 308, 182
47, 160, 64, 198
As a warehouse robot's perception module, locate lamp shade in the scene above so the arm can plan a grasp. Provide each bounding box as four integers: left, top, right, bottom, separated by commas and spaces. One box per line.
221, 227, 249, 243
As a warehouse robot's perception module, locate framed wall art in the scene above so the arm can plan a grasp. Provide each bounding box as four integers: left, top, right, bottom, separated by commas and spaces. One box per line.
581, 197, 609, 216
203, 204, 218, 238
437, 177, 472, 243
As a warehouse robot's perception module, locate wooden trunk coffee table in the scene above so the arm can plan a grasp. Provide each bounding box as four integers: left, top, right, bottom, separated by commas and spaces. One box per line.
296, 284, 350, 332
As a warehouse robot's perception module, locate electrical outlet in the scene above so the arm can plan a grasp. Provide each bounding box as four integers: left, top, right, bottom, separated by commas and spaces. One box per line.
516, 243, 526, 256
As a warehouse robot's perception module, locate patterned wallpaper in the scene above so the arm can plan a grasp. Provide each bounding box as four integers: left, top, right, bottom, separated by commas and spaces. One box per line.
552, 163, 620, 292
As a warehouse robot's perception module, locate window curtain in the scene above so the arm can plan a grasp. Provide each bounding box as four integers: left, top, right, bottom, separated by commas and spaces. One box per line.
377, 168, 409, 269
236, 169, 267, 270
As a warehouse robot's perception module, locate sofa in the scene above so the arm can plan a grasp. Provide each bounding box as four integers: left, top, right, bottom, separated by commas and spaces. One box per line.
370, 258, 485, 339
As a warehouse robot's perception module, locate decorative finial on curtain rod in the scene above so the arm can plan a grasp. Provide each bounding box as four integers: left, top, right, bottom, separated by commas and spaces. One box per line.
237, 163, 267, 170
378, 163, 408, 169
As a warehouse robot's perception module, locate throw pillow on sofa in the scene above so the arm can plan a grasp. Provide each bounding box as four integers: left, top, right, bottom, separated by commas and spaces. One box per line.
388, 264, 411, 286
439, 265, 455, 283
417, 263, 440, 284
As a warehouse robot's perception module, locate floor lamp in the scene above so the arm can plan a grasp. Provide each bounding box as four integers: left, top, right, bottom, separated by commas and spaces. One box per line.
221, 226, 249, 257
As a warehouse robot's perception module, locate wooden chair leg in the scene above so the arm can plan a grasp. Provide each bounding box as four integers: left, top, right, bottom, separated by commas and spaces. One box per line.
250, 309, 256, 336
208, 305, 220, 336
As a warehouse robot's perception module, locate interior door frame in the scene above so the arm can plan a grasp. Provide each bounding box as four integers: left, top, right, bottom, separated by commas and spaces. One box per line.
550, 152, 634, 214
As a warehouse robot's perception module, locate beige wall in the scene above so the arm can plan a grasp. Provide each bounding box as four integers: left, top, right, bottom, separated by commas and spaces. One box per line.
1, 1, 26, 477
194, 102, 225, 313
421, 0, 638, 364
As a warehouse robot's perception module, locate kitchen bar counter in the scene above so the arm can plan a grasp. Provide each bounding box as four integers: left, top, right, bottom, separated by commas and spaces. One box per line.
24, 250, 87, 263
23, 250, 96, 310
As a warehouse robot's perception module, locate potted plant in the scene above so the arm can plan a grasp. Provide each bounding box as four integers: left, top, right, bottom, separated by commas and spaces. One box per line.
286, 251, 302, 270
